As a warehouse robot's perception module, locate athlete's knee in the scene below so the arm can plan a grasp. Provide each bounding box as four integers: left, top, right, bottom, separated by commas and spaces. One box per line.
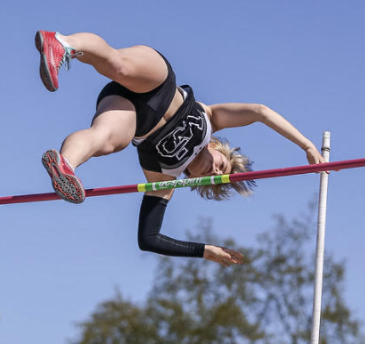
104, 50, 132, 80
95, 143, 116, 156
96, 140, 126, 156
89, 127, 123, 155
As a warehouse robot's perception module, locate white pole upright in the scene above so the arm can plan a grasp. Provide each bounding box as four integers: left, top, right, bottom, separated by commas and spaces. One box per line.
310, 131, 331, 344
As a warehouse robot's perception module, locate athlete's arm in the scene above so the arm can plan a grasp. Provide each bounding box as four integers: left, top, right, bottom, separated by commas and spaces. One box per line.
138, 169, 204, 257
139, 170, 244, 265
201, 102, 324, 165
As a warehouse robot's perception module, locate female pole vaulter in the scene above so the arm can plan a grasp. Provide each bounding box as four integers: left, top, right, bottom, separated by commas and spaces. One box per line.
35, 30, 324, 267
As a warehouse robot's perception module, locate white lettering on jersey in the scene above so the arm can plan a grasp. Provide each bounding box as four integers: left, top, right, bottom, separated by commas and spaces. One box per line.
156, 114, 204, 160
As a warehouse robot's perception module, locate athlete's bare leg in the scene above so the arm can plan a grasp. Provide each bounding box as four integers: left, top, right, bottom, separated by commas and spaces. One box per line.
58, 33, 168, 93
60, 95, 136, 169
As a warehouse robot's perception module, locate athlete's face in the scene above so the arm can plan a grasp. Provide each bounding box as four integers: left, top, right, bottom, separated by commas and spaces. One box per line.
187, 146, 232, 178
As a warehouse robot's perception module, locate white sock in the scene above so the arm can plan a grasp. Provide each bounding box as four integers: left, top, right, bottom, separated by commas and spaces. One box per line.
55, 32, 75, 50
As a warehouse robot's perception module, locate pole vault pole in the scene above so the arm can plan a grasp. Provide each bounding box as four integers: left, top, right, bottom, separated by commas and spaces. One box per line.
1, 158, 365, 205
311, 131, 331, 344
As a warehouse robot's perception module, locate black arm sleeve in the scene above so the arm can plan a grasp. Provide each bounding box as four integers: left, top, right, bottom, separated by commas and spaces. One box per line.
138, 195, 205, 258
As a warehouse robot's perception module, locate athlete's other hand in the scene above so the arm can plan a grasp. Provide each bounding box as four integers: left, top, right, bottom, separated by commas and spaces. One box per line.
305, 145, 331, 174
305, 145, 325, 165
203, 245, 244, 267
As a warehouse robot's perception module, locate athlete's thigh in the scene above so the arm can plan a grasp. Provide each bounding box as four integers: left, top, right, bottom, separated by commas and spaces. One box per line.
116, 45, 168, 93
92, 95, 137, 150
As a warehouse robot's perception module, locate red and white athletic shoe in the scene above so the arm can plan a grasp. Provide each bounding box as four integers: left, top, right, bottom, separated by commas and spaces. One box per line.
35, 30, 80, 92
42, 149, 85, 204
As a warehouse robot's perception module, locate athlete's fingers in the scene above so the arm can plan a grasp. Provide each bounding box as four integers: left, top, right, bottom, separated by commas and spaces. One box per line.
223, 248, 244, 264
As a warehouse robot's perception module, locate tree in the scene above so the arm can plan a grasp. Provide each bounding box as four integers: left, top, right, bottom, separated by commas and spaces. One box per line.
72, 292, 160, 344
71, 203, 364, 344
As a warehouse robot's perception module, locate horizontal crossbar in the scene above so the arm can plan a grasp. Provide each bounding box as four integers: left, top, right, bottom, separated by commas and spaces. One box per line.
1, 158, 364, 205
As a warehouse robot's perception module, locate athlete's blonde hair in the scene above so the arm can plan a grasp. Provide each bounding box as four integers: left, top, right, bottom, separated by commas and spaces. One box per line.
185, 137, 256, 201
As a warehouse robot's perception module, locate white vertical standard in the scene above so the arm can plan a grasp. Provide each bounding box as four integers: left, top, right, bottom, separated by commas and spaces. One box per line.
310, 131, 331, 344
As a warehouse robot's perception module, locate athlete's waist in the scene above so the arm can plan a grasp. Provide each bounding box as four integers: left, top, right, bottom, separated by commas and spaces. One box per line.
133, 85, 194, 146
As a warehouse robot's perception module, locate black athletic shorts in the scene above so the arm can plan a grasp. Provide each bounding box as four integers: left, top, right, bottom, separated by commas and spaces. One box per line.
96, 50, 176, 137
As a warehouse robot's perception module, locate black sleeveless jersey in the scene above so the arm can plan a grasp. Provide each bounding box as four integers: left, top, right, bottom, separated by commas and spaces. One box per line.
133, 86, 212, 177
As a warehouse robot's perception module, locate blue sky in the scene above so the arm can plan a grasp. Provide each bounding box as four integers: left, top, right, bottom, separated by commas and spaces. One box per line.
0, 1, 364, 343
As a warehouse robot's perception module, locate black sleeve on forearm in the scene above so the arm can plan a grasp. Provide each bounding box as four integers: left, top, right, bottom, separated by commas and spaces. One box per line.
138, 195, 205, 258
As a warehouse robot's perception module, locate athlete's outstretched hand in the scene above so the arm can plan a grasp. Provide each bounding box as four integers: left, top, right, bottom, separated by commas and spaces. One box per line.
203, 245, 244, 267
305, 145, 325, 165
305, 144, 331, 173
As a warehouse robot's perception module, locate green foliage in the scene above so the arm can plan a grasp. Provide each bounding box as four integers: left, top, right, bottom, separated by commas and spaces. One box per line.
74, 291, 160, 344
71, 204, 364, 344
